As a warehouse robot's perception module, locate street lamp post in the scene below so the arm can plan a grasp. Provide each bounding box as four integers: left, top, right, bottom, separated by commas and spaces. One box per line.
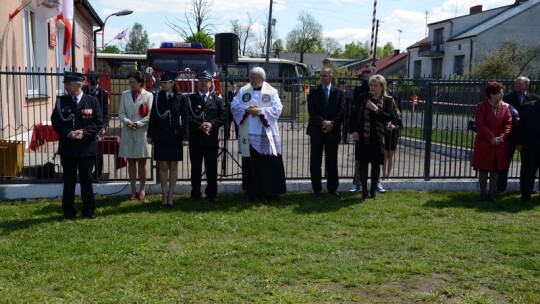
102, 9, 133, 49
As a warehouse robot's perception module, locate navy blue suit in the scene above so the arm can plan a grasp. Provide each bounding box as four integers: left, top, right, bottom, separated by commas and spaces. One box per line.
51, 93, 103, 218
307, 84, 344, 194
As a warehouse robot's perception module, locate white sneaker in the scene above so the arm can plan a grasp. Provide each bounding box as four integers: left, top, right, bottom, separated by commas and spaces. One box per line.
376, 183, 386, 193
349, 184, 361, 192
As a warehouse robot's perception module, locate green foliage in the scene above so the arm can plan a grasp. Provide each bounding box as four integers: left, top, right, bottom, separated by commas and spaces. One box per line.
186, 31, 214, 49
100, 45, 120, 54
285, 11, 323, 63
124, 22, 150, 54
378, 42, 395, 57
471, 39, 540, 79
273, 39, 284, 57
1, 192, 539, 302
342, 40, 370, 59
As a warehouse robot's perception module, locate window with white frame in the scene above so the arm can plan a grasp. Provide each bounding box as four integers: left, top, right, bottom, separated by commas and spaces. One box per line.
23, 8, 48, 97
23, 9, 37, 93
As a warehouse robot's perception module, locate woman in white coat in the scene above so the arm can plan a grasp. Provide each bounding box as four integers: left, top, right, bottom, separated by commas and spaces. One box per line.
119, 71, 153, 200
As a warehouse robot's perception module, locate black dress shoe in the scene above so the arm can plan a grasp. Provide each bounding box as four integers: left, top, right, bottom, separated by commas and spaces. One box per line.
207, 197, 218, 203
82, 213, 95, 219
312, 191, 321, 197
328, 191, 340, 197
520, 196, 531, 202
370, 190, 378, 200
247, 194, 255, 202
361, 194, 369, 201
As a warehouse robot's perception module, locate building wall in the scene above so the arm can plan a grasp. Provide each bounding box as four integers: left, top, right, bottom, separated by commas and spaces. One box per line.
0, 2, 97, 140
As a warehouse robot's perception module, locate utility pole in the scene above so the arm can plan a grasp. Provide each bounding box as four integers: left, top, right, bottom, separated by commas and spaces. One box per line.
265, 0, 273, 71
397, 29, 402, 51
425, 11, 429, 37
372, 19, 379, 66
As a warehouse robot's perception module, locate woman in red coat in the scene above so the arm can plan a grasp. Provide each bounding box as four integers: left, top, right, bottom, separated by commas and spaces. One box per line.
471, 81, 512, 202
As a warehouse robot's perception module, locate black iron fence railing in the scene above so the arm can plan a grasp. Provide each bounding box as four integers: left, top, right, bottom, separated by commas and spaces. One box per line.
1, 68, 535, 183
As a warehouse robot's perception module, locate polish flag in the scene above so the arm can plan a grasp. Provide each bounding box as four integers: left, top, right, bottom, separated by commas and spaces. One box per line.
56, 0, 73, 65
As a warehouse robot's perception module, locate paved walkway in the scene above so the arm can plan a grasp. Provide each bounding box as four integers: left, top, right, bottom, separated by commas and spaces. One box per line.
1, 178, 530, 201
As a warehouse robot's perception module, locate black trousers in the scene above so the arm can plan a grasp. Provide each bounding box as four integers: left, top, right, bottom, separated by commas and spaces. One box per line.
520, 152, 540, 200
309, 134, 339, 193
189, 145, 218, 199
60, 155, 95, 218
92, 153, 104, 179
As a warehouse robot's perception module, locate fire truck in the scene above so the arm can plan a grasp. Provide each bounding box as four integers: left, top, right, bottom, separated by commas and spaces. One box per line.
146, 41, 221, 95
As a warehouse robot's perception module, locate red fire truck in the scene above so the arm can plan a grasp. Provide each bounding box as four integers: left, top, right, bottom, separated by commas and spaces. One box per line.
146, 41, 220, 95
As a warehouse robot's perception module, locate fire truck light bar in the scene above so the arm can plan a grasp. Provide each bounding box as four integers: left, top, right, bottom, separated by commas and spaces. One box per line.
160, 41, 204, 49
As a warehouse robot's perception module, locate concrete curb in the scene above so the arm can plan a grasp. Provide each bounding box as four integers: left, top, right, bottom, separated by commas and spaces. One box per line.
1, 179, 527, 201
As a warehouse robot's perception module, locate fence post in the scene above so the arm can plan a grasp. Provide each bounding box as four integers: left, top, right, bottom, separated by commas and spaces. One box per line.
423, 82, 434, 180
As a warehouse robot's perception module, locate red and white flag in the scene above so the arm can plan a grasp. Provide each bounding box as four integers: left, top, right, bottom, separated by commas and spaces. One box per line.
35, 0, 62, 22
56, 0, 73, 65
114, 28, 130, 40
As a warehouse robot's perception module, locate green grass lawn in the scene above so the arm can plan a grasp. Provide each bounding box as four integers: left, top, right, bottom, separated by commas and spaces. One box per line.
1, 191, 539, 303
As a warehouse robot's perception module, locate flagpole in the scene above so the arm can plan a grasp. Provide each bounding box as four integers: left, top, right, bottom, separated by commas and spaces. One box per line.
9, 0, 32, 21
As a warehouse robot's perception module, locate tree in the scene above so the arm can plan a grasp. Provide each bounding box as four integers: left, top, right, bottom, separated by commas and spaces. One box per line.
186, 31, 214, 49
285, 11, 323, 63
166, 0, 215, 41
377, 42, 395, 57
273, 39, 284, 58
231, 14, 255, 56
471, 40, 540, 79
342, 41, 370, 59
322, 37, 341, 56
100, 45, 120, 54
124, 23, 150, 54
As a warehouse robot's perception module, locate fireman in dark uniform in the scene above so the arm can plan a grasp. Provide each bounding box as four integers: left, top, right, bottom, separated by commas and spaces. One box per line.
187, 71, 226, 202
51, 72, 103, 219
82, 71, 109, 180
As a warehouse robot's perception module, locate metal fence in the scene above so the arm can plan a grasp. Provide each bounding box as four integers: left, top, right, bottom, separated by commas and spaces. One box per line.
1, 68, 536, 184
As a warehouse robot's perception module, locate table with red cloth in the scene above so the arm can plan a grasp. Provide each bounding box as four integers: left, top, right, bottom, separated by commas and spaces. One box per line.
29, 123, 59, 151
97, 136, 127, 169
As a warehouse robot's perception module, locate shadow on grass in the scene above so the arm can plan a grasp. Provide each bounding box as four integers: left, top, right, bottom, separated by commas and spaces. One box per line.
422, 191, 539, 213
0, 191, 363, 235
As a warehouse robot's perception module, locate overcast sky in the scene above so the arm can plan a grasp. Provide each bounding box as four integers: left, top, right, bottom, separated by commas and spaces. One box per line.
92, 0, 513, 52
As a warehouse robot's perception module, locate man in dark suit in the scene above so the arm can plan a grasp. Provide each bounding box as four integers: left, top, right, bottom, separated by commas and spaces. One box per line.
498, 76, 539, 192
51, 72, 103, 219
516, 99, 540, 202
307, 67, 344, 197
225, 80, 238, 140
187, 71, 226, 202
83, 72, 109, 180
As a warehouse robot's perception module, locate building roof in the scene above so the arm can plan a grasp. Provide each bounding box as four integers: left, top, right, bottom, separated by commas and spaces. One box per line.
406, 37, 428, 50
76, 0, 104, 27
375, 52, 408, 73
451, 0, 539, 41
279, 52, 328, 72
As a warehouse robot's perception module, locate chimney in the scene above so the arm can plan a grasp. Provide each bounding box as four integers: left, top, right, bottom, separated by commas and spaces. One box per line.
470, 5, 483, 14
393, 49, 400, 56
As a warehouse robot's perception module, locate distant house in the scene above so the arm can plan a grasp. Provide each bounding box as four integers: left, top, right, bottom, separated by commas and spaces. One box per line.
280, 50, 407, 78
279, 52, 328, 75
407, 0, 540, 78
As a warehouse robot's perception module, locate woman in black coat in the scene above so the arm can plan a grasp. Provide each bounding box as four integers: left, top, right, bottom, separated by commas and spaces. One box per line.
147, 71, 189, 207
350, 74, 393, 200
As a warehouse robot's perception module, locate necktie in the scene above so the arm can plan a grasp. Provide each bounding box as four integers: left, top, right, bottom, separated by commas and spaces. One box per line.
73, 96, 78, 105
203, 95, 207, 102
324, 87, 329, 107
167, 93, 172, 101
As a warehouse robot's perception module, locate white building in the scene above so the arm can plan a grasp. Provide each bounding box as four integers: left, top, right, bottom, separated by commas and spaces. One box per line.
407, 0, 540, 78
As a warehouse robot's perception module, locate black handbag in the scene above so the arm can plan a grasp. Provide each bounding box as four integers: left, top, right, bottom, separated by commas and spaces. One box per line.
467, 119, 476, 132
36, 162, 58, 179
